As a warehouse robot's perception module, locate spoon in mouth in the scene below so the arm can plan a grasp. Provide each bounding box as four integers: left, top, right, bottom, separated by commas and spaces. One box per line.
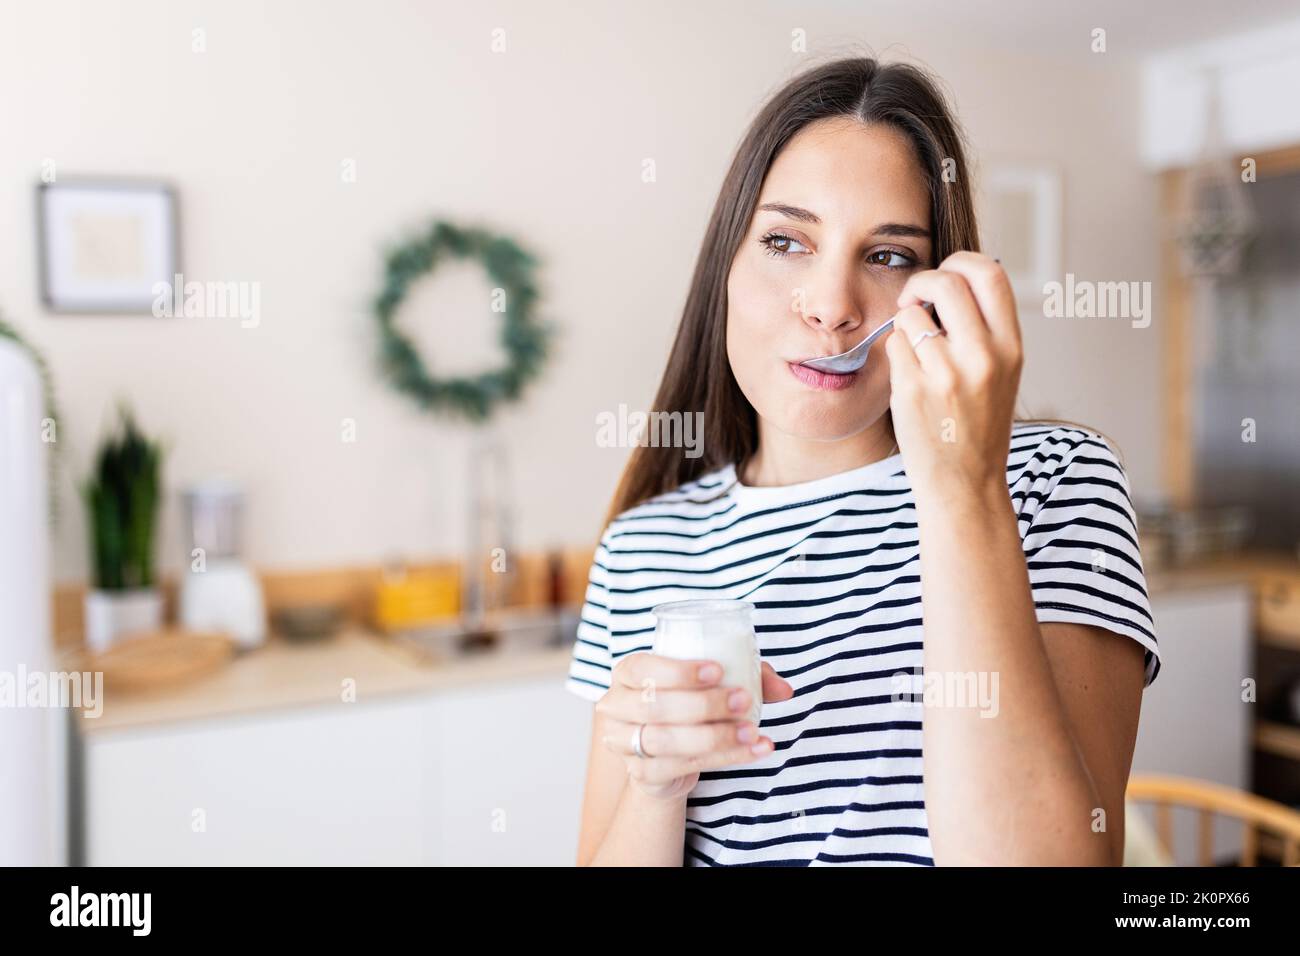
799, 301, 938, 375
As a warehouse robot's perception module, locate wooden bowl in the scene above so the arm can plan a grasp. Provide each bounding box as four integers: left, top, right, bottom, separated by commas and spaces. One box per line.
81, 629, 236, 693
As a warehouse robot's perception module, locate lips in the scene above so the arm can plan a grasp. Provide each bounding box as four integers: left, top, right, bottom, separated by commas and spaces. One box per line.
787, 361, 858, 391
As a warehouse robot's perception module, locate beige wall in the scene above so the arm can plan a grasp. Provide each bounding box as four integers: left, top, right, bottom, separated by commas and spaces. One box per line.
0, 1, 1161, 582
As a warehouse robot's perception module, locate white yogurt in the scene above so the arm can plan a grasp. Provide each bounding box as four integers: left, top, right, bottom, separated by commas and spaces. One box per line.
652, 600, 762, 726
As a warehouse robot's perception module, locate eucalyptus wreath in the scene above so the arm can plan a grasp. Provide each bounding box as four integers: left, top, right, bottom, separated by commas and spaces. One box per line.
372, 221, 551, 423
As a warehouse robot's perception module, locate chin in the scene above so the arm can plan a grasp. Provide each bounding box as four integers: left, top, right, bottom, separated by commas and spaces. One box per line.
734, 364, 883, 443
765, 393, 875, 443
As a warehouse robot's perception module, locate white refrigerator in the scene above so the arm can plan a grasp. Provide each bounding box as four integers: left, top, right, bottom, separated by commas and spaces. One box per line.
0, 337, 64, 865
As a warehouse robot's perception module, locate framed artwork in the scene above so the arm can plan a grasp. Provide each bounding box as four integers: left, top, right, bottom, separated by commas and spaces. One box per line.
979, 164, 1062, 302
37, 179, 179, 313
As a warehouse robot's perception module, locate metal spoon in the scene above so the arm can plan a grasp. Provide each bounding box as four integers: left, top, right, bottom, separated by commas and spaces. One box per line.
799, 302, 938, 374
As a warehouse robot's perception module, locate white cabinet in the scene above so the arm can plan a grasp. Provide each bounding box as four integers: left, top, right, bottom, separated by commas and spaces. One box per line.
1131, 584, 1253, 864
84, 695, 428, 865
422, 680, 594, 865
1141, 18, 1300, 170
82, 675, 595, 866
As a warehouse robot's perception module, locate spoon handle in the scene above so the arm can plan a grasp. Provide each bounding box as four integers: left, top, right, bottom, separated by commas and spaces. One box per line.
863, 299, 937, 349
868, 317, 895, 345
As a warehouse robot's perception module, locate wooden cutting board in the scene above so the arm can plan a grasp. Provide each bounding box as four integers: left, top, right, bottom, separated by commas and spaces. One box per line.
80, 629, 237, 693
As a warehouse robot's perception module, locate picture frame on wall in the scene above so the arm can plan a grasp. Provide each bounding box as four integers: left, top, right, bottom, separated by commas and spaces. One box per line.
36, 179, 179, 314
978, 163, 1062, 302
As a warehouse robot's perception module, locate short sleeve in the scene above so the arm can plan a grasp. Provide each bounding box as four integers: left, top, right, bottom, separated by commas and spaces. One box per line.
1021, 430, 1161, 688
564, 529, 615, 702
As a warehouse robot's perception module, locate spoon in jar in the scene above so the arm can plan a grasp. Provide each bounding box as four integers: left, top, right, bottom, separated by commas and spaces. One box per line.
799, 301, 938, 375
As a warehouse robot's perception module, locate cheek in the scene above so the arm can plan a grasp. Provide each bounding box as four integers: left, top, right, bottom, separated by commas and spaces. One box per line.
727, 255, 786, 332
863, 347, 894, 404
725, 309, 767, 403
727, 254, 800, 365
725, 260, 781, 391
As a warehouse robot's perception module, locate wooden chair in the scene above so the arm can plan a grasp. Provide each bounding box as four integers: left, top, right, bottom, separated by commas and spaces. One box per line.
1126, 774, 1300, 866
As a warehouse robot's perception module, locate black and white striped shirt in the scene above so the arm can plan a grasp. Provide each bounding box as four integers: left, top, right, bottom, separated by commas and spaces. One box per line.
565, 423, 1161, 866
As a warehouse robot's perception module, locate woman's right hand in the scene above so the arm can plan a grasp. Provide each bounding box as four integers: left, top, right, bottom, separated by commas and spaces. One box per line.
595, 652, 795, 801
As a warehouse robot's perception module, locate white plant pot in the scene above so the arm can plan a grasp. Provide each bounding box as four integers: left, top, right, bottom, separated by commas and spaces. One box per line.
84, 588, 163, 654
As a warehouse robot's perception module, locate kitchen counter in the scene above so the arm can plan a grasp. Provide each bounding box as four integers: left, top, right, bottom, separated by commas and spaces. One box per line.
72, 623, 594, 866
1145, 550, 1300, 594
63, 552, 1299, 736
66, 627, 574, 736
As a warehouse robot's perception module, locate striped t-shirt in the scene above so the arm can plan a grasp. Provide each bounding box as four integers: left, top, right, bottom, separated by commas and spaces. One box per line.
565, 423, 1161, 866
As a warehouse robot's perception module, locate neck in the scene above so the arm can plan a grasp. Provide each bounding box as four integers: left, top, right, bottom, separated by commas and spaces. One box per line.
741, 415, 897, 487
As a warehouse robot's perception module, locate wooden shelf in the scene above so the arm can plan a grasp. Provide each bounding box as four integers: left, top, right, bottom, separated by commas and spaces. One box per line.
1255, 720, 1300, 763
1260, 630, 1300, 653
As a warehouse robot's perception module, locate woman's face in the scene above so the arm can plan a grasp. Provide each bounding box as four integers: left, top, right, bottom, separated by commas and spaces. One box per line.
726, 117, 933, 443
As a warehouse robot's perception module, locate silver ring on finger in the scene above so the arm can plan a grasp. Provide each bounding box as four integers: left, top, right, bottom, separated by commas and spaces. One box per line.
631, 722, 649, 758
910, 328, 946, 350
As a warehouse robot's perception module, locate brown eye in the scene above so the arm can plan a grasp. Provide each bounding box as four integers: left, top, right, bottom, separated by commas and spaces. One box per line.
867, 249, 915, 270
759, 232, 807, 258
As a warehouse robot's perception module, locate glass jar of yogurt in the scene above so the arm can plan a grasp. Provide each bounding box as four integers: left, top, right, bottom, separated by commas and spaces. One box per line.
651, 599, 762, 726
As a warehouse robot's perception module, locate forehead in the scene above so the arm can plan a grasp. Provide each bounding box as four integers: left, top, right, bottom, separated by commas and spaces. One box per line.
759, 117, 930, 226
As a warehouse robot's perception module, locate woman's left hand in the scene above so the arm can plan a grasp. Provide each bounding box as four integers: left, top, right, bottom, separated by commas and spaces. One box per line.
884, 251, 1024, 497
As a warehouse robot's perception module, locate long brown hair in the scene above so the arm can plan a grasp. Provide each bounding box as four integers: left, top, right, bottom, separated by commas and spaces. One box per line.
603, 56, 1109, 530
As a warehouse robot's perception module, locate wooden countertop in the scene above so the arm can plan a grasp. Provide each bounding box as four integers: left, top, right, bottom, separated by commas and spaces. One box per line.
60, 551, 1300, 736
65, 628, 574, 737
1145, 550, 1300, 594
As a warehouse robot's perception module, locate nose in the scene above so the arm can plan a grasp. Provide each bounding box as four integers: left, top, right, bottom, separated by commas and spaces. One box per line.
794, 263, 865, 336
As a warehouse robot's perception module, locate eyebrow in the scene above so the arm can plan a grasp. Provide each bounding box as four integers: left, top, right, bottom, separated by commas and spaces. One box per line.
757, 202, 931, 240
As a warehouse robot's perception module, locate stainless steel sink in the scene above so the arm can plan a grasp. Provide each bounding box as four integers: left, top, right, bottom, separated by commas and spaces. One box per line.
389, 606, 581, 665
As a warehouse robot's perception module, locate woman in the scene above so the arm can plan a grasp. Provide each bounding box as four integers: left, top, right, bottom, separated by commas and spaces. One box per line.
564, 56, 1160, 866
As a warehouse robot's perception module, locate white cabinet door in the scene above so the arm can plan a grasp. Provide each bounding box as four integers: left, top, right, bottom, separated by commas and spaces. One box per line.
84, 696, 427, 865
1132, 584, 1253, 865
83, 675, 597, 865
423, 678, 594, 865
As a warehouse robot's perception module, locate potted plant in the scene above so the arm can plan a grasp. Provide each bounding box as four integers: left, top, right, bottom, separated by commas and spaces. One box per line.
82, 405, 164, 652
